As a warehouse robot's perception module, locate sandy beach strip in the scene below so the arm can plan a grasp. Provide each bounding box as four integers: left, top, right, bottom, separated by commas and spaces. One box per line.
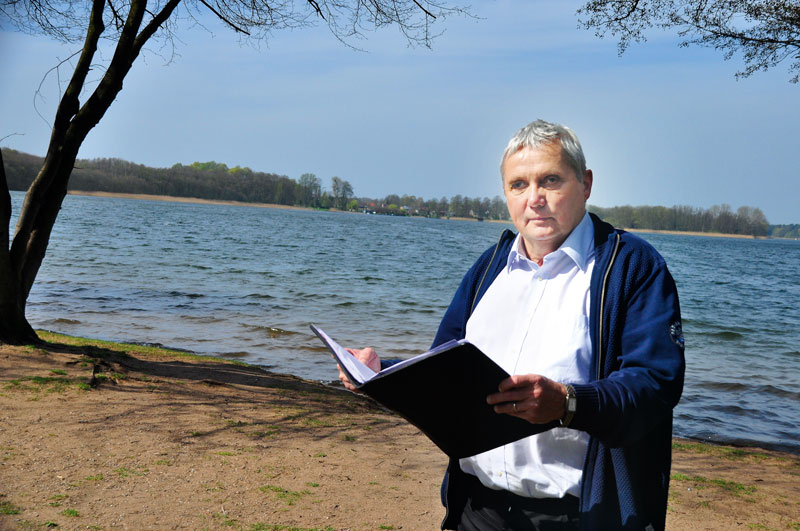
1, 332, 798, 530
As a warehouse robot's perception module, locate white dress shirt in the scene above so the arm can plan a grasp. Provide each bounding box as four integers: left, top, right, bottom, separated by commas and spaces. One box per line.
459, 212, 595, 499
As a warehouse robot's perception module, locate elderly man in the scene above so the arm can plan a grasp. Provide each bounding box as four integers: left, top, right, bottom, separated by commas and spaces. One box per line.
340, 120, 685, 531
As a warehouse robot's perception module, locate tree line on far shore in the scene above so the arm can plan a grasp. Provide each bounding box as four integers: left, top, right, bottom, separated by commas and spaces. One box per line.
3, 148, 793, 237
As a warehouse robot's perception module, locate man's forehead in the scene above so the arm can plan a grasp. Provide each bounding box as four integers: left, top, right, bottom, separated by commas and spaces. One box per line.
503, 142, 567, 173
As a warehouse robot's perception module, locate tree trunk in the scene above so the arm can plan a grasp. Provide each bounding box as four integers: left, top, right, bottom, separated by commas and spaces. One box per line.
0, 148, 38, 344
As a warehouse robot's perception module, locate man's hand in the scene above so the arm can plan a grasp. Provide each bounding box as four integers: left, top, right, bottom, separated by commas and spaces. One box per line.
336, 347, 381, 392
487, 374, 567, 424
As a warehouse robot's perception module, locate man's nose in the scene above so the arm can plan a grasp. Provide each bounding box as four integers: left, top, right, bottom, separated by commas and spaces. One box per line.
527, 185, 545, 207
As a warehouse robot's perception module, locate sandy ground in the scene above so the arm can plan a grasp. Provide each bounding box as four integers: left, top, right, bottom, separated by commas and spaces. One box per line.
1, 334, 798, 531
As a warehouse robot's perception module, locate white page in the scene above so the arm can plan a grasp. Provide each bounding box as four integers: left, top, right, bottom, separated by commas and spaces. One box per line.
379, 338, 467, 376
314, 326, 377, 385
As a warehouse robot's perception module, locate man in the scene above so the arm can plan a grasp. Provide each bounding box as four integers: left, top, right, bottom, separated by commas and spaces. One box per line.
339, 120, 685, 530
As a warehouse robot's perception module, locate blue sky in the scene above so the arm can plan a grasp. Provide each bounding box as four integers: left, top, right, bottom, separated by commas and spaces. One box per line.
2, 1, 798, 223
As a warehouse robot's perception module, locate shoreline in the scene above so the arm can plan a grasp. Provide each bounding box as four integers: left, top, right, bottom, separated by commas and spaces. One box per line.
2, 333, 799, 530
66, 190, 781, 240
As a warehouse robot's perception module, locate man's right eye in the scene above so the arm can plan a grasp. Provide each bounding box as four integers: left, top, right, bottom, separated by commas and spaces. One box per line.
510, 181, 527, 192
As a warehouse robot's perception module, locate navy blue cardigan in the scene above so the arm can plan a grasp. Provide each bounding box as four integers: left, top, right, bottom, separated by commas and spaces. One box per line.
434, 214, 685, 531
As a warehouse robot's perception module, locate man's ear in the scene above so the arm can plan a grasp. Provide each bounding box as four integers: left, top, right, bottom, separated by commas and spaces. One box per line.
582, 169, 593, 201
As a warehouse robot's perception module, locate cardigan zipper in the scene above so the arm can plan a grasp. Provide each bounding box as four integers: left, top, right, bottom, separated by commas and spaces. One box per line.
596, 233, 621, 380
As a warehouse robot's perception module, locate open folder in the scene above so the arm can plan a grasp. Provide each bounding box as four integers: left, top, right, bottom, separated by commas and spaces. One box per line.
311, 324, 555, 459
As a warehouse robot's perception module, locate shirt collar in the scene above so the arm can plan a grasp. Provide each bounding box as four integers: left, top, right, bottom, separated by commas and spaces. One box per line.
507, 212, 594, 273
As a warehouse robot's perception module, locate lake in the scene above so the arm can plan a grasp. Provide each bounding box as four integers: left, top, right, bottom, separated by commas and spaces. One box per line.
9, 191, 800, 454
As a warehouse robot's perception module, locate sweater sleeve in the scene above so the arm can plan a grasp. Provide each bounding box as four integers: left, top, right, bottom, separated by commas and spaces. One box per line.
571, 246, 686, 447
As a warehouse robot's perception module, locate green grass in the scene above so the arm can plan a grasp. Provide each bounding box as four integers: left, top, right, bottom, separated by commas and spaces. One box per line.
37, 330, 248, 366
671, 473, 756, 496
0, 500, 21, 515
49, 369, 68, 376
4, 375, 92, 394
114, 466, 147, 478
672, 441, 772, 461
84, 473, 103, 481
259, 485, 312, 506
61, 508, 79, 517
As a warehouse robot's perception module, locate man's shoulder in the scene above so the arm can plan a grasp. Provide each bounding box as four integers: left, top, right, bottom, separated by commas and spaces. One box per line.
473, 229, 516, 268
590, 215, 667, 268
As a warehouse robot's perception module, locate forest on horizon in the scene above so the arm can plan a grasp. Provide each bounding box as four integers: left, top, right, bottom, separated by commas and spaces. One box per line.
3, 148, 797, 239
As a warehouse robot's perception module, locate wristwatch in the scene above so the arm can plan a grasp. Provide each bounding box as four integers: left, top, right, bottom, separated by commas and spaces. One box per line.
560, 384, 576, 427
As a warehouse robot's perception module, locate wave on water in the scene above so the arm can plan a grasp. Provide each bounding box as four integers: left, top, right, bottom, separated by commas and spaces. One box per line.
167, 290, 205, 299
241, 324, 298, 338
43, 318, 82, 325
244, 293, 276, 299
707, 330, 744, 340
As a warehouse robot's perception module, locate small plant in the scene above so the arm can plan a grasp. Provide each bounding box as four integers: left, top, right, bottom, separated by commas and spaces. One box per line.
259, 485, 311, 506
84, 474, 103, 481
306, 482, 319, 488
0, 500, 21, 515
62, 508, 79, 517
50, 369, 68, 375
114, 466, 147, 478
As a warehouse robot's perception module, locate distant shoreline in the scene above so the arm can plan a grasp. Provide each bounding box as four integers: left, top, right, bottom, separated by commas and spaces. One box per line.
68, 191, 772, 240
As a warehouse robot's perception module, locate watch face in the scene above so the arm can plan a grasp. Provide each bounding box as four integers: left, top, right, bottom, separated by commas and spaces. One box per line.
567, 397, 577, 412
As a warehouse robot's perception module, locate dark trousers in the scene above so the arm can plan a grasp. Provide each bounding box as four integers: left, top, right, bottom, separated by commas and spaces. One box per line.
457, 474, 579, 531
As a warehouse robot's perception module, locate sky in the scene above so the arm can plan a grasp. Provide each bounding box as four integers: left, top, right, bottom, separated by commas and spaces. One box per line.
1, 1, 798, 224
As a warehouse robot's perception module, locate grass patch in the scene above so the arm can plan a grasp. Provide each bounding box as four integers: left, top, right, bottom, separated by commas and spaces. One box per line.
61, 508, 79, 517
303, 418, 333, 428
250, 426, 280, 438
38, 330, 249, 366
259, 485, 312, 506
114, 466, 147, 478
49, 369, 68, 376
84, 473, 103, 481
5, 374, 93, 394
672, 441, 772, 461
671, 473, 756, 496
212, 511, 237, 527
0, 500, 21, 515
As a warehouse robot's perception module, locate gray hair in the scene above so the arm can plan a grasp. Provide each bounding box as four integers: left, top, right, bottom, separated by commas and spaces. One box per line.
500, 119, 587, 182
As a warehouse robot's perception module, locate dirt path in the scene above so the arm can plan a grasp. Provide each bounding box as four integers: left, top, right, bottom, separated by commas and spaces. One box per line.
1, 334, 798, 530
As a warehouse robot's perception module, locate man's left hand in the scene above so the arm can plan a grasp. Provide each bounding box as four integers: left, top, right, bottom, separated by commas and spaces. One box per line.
487, 374, 567, 424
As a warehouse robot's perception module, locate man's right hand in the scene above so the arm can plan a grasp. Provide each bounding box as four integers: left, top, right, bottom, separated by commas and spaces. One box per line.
337, 347, 381, 392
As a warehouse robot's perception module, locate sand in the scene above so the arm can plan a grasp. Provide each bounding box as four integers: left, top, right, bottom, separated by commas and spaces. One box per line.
1, 333, 798, 530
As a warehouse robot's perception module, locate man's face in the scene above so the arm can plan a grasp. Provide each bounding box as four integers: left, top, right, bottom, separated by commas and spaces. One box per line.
502, 142, 592, 261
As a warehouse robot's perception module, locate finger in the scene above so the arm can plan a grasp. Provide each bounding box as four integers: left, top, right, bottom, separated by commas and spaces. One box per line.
498, 374, 540, 392
487, 389, 530, 405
